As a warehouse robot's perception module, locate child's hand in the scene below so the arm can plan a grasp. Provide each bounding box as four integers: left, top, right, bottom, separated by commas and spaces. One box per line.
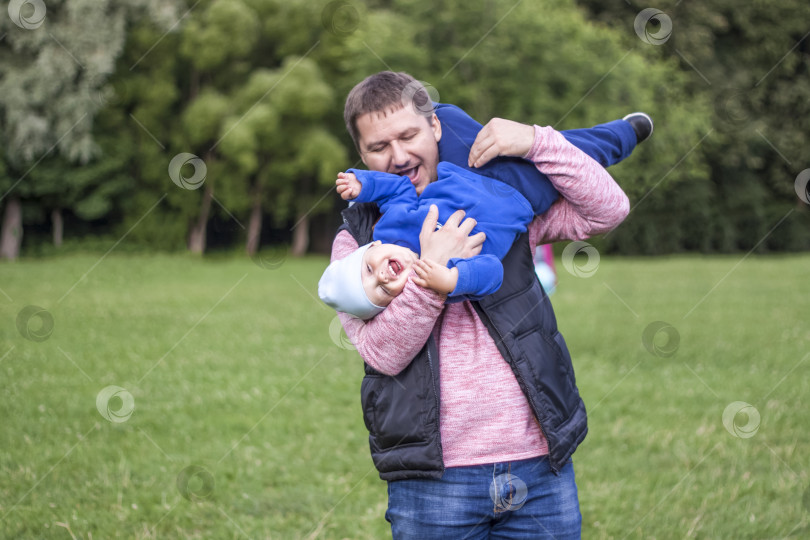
412, 259, 458, 295
336, 172, 361, 200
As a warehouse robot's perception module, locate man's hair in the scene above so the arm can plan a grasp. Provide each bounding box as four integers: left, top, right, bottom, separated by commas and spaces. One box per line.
344, 71, 433, 151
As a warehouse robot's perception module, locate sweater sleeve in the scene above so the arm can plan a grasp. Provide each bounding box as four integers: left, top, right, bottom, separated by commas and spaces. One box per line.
331, 230, 445, 375
523, 125, 630, 244
446, 254, 503, 300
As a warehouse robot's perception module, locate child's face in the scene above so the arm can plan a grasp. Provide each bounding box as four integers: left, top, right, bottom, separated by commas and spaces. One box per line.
361, 241, 419, 307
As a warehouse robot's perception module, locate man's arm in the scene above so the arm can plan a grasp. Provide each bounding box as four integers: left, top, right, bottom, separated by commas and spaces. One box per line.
332, 230, 444, 375
523, 124, 630, 243
331, 206, 486, 376
468, 119, 629, 243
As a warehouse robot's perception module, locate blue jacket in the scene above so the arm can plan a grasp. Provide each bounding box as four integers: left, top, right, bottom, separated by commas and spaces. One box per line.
348, 162, 534, 301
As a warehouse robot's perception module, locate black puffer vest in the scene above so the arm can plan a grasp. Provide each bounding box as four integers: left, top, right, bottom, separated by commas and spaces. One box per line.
340, 202, 587, 481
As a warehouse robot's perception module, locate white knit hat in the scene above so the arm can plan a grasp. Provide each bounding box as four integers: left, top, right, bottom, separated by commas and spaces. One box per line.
318, 243, 385, 320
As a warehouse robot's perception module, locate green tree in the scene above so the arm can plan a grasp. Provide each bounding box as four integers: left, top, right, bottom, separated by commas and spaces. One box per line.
575, 0, 810, 251
0, 0, 182, 258
213, 57, 347, 257
7, 0, 771, 257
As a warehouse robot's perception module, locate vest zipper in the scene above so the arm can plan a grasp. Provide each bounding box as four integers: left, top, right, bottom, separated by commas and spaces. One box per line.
474, 305, 559, 475
426, 346, 445, 473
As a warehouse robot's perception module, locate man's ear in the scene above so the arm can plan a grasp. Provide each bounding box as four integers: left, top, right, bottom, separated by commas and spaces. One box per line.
431, 113, 442, 143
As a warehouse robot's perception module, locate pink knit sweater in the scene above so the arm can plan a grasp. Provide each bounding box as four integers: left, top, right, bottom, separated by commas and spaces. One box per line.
331, 125, 630, 467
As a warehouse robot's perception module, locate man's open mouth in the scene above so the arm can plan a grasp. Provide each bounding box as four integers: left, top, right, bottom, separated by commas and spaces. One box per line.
399, 166, 419, 185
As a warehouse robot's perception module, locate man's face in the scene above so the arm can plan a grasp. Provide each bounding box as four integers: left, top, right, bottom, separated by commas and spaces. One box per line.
356, 106, 442, 195
361, 241, 418, 307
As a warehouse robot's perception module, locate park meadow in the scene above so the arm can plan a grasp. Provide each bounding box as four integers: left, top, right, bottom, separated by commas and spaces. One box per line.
1, 251, 807, 538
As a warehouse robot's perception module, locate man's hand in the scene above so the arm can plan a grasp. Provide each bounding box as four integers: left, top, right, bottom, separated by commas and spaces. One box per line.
412, 259, 458, 295
419, 205, 485, 266
336, 172, 362, 200
468, 118, 536, 168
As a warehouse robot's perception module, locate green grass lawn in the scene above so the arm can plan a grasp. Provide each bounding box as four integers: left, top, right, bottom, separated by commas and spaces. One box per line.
1, 252, 808, 539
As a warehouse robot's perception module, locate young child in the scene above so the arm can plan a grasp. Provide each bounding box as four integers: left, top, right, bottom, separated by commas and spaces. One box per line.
320, 103, 653, 319
318, 162, 533, 319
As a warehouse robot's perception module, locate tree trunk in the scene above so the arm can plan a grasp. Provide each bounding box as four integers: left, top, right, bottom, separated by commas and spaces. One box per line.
291, 211, 309, 257
187, 183, 213, 254
52, 208, 63, 248
0, 196, 23, 260
245, 196, 262, 256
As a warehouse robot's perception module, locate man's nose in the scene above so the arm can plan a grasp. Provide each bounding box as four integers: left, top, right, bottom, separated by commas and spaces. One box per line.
377, 265, 389, 283
389, 141, 409, 168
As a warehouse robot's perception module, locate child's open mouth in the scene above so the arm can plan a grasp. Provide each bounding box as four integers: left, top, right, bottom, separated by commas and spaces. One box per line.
388, 259, 403, 277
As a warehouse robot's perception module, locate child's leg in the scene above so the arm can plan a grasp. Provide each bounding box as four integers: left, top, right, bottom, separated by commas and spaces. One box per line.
435, 103, 641, 215
559, 119, 638, 168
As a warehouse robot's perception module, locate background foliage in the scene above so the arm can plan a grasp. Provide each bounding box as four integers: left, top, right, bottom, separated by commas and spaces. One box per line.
0, 0, 808, 258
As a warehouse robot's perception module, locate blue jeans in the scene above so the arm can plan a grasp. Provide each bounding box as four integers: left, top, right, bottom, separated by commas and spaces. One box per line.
385, 456, 581, 539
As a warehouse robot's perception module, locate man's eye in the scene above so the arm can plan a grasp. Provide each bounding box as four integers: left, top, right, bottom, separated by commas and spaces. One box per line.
381, 285, 391, 296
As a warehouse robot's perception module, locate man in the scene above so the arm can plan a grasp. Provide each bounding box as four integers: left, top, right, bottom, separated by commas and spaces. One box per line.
331, 71, 634, 539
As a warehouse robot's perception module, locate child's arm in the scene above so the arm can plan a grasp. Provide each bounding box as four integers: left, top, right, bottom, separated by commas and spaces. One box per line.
413, 255, 503, 300
344, 169, 418, 214
336, 172, 362, 200
412, 259, 457, 294
336, 169, 425, 253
